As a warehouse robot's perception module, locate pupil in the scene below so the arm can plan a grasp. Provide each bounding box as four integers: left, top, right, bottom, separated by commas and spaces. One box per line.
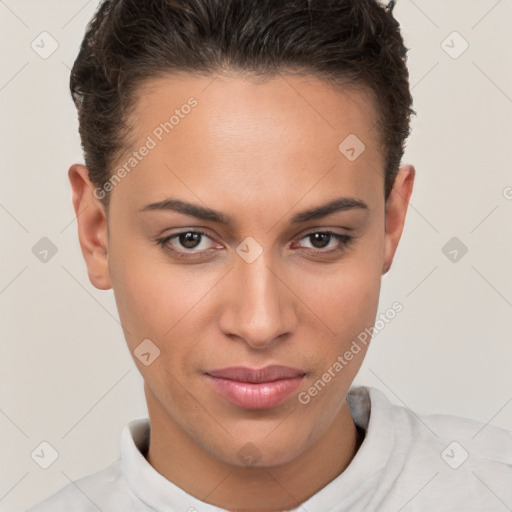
180, 232, 201, 249
311, 233, 330, 249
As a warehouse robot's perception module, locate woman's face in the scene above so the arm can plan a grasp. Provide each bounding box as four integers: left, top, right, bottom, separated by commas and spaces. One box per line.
72, 72, 414, 467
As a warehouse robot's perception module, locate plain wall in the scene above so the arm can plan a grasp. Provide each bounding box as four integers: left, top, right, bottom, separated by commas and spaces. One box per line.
1, 1, 511, 510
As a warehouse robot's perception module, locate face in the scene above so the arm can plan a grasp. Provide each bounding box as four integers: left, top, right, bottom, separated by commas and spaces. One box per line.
70, 72, 414, 468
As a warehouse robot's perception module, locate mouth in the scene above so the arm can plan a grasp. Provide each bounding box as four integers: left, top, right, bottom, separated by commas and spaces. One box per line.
205, 365, 306, 410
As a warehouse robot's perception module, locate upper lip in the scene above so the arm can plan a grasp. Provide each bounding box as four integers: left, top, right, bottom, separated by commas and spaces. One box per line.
206, 365, 306, 383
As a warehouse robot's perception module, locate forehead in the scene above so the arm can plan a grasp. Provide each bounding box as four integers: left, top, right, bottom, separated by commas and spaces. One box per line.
111, 72, 385, 212
131, 71, 380, 145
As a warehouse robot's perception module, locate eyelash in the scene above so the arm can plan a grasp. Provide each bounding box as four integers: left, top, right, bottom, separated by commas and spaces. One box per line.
154, 230, 355, 260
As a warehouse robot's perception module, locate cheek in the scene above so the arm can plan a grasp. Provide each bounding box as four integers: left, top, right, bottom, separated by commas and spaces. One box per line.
296, 251, 382, 335
296, 264, 380, 427
337, 229, 384, 326
110, 254, 218, 371
336, 266, 381, 331
108, 219, 199, 333
110, 267, 165, 340
299, 270, 379, 384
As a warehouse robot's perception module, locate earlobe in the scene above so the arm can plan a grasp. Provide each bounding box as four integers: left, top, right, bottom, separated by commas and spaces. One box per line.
68, 163, 112, 291
382, 164, 415, 273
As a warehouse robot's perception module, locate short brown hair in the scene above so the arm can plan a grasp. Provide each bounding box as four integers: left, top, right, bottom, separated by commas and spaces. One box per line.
70, 0, 415, 210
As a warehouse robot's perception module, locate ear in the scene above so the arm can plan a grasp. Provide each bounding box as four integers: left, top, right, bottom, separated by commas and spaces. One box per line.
382, 164, 415, 274
68, 163, 112, 290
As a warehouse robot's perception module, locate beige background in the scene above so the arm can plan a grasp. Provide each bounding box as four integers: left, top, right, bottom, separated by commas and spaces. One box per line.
1, 1, 511, 510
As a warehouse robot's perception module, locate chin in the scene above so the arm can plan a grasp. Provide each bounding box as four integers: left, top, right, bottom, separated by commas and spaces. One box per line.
206, 431, 309, 469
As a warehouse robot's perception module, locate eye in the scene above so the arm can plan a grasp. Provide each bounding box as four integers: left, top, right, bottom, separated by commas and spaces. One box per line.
293, 231, 355, 254
155, 230, 218, 258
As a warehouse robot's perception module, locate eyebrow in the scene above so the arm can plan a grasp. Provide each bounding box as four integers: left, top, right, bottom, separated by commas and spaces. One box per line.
139, 196, 368, 225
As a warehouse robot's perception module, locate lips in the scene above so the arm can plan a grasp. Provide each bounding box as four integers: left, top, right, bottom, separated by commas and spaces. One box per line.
206, 365, 306, 383
205, 365, 306, 409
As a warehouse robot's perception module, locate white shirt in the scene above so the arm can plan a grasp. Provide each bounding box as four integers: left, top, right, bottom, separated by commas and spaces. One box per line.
26, 385, 512, 512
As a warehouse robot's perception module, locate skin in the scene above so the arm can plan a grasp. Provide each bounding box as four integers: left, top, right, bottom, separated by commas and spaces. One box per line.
69, 72, 414, 511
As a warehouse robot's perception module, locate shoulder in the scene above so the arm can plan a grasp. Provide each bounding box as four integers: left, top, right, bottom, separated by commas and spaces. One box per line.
25, 459, 138, 512
360, 385, 512, 510
378, 386, 512, 462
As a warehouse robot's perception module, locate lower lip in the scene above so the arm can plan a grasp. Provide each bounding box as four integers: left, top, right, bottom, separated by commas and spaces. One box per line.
205, 375, 304, 409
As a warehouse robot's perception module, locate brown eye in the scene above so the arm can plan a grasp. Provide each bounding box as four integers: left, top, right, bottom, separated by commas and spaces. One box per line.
308, 232, 332, 249
296, 231, 354, 253
179, 232, 203, 249
155, 230, 218, 259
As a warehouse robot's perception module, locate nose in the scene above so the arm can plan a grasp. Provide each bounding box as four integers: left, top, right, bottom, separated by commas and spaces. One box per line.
218, 251, 297, 350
